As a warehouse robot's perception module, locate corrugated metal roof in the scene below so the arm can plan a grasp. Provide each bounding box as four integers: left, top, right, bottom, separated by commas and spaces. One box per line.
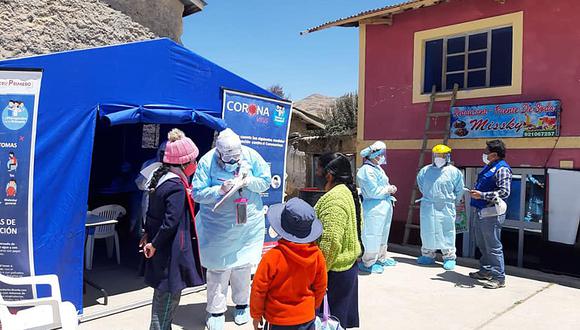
301, 0, 446, 34
181, 0, 207, 17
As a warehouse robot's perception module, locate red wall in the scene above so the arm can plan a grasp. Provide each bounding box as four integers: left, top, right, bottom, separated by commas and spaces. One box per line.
363, 0, 580, 238
365, 0, 580, 140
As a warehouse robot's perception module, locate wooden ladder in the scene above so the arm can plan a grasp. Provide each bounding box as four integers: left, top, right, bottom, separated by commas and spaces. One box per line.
402, 83, 459, 245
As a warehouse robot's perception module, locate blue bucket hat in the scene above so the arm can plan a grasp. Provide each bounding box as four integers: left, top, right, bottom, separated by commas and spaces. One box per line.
267, 198, 323, 244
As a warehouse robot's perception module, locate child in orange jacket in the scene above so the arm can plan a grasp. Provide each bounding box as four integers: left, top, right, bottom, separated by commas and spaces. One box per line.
251, 198, 327, 330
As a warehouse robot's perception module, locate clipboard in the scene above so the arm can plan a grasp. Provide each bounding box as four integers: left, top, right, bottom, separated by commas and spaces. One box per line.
213, 176, 245, 212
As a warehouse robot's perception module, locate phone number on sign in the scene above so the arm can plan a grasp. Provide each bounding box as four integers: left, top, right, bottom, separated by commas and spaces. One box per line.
523, 131, 557, 137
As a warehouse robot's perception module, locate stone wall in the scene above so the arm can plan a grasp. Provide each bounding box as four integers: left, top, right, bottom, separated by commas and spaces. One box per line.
101, 0, 186, 42
0, 0, 156, 59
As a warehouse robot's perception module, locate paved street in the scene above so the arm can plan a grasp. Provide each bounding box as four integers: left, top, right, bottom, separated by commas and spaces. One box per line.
79, 251, 580, 330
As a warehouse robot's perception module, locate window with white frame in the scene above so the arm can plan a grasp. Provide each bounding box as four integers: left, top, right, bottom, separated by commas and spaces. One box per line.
423, 26, 513, 93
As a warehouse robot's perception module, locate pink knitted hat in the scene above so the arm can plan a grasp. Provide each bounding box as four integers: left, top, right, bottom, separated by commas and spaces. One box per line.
163, 129, 199, 165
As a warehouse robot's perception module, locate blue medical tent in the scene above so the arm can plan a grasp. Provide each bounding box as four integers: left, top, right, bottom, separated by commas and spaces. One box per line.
0, 38, 278, 311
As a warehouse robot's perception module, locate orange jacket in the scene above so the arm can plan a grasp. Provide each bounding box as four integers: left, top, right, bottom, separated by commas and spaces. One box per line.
250, 239, 328, 326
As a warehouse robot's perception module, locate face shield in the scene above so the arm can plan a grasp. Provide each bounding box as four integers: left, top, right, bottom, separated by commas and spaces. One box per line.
432, 153, 451, 168
370, 149, 387, 165
361, 141, 387, 165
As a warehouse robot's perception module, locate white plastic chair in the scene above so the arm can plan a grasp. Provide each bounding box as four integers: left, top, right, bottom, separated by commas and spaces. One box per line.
0, 273, 78, 330
85, 204, 126, 270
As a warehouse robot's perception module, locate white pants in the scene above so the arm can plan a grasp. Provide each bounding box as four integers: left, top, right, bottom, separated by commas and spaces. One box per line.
362, 244, 390, 267
421, 247, 457, 261
206, 264, 252, 314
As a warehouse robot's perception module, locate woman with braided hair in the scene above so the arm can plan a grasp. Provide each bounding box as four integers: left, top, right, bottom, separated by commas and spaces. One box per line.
142, 128, 204, 330
314, 153, 362, 329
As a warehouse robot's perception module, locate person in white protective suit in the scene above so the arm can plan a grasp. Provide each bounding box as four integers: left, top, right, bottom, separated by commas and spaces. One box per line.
192, 128, 271, 330
356, 141, 398, 274
416, 144, 465, 271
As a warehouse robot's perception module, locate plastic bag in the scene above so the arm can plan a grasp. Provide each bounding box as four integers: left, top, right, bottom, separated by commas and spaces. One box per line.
315, 294, 344, 330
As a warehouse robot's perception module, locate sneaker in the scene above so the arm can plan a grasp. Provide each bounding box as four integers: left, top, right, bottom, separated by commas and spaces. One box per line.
484, 279, 506, 289
206, 314, 225, 330
416, 256, 435, 265
358, 262, 384, 274
233, 307, 250, 325
443, 260, 456, 270
469, 271, 493, 281
377, 258, 397, 267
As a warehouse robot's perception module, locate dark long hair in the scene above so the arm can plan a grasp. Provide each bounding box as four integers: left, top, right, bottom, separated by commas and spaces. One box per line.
148, 164, 171, 192
318, 152, 336, 170
323, 153, 364, 256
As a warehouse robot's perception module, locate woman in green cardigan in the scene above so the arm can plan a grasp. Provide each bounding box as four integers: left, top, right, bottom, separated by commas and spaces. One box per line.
315, 153, 363, 329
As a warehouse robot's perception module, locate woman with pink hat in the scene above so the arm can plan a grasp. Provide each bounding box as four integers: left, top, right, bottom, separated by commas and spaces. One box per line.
141, 128, 205, 330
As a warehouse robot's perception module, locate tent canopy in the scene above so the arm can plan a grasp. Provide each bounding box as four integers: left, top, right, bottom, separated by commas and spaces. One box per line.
0, 38, 278, 311
97, 103, 226, 130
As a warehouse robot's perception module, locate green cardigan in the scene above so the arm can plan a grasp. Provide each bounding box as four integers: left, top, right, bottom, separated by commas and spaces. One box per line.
315, 184, 362, 272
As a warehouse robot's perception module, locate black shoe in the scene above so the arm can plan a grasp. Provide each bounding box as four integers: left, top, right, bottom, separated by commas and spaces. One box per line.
469, 271, 493, 281
484, 279, 506, 289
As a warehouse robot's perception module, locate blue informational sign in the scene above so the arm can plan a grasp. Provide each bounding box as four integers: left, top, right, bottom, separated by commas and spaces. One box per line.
0, 69, 42, 300
450, 100, 561, 139
222, 90, 292, 249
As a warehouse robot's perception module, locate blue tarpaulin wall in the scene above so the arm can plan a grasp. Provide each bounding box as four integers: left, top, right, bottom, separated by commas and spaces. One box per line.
0, 38, 278, 311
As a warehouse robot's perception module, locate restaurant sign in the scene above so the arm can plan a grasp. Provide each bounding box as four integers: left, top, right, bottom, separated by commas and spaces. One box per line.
450, 100, 561, 139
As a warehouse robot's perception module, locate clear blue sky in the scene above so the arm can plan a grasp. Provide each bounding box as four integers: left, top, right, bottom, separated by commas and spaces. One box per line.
182, 1, 399, 101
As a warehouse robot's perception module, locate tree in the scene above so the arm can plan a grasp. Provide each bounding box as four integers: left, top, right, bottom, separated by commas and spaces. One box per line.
323, 92, 358, 136
268, 84, 288, 99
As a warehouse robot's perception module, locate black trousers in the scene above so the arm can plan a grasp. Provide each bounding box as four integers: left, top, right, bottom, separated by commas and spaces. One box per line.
325, 263, 359, 328
264, 319, 316, 330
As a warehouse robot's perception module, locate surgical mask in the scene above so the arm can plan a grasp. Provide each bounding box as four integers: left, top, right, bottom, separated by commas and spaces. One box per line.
224, 161, 240, 173
368, 149, 386, 165
377, 155, 386, 165
219, 151, 241, 173
482, 153, 490, 165
183, 162, 197, 177
434, 158, 446, 168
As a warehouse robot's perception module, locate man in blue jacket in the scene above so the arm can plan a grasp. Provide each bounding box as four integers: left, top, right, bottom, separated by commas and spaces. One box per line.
469, 140, 512, 289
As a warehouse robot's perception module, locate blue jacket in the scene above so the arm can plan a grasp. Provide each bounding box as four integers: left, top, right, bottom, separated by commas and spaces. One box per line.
144, 177, 204, 293
471, 160, 511, 210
